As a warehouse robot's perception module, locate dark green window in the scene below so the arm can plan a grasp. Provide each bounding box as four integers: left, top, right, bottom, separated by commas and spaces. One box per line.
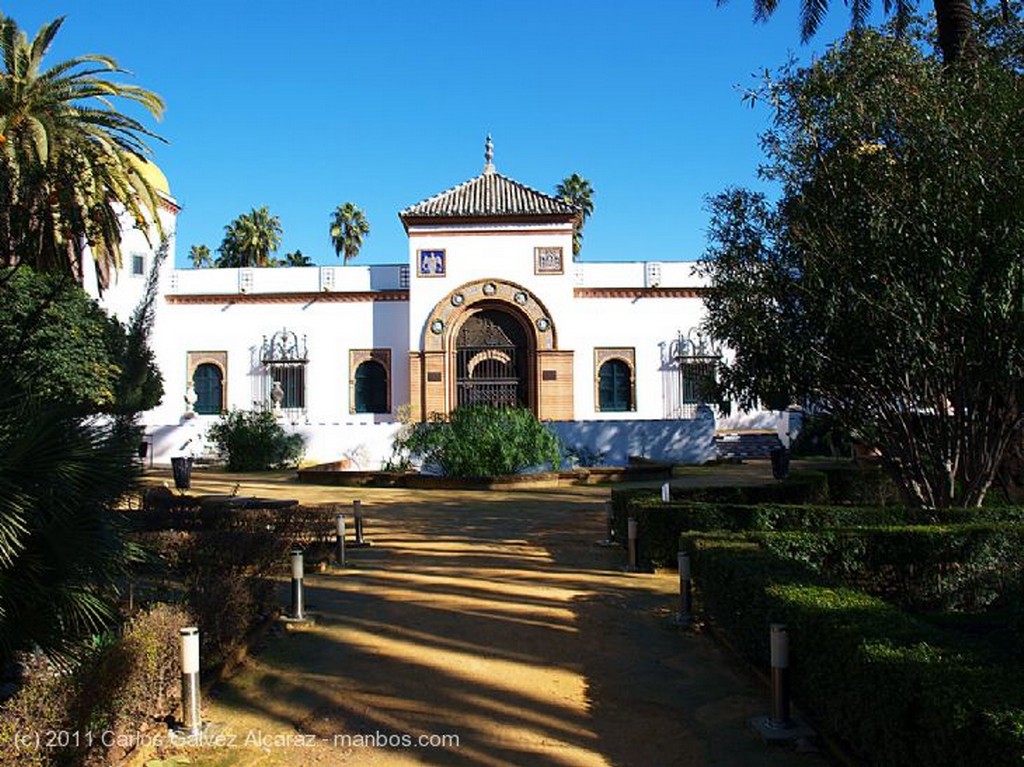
354, 361, 388, 413
193, 363, 223, 415
681, 361, 716, 405
598, 359, 632, 412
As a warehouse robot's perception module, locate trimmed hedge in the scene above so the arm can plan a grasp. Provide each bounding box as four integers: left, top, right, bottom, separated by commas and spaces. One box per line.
682, 532, 1024, 766
756, 523, 1024, 612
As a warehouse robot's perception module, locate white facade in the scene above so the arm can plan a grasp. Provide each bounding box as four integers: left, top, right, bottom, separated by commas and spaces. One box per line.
92, 152, 777, 468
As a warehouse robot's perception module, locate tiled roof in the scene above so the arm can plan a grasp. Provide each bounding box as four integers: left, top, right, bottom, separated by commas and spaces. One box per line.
400, 171, 580, 222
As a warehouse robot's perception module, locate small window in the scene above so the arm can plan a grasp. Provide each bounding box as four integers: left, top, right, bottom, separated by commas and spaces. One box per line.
193, 363, 223, 415
354, 360, 388, 413
131, 254, 145, 276
598, 359, 632, 412
271, 364, 305, 410
681, 361, 716, 405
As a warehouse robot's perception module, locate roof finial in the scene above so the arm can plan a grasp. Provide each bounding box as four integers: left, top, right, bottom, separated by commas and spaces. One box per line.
483, 133, 495, 175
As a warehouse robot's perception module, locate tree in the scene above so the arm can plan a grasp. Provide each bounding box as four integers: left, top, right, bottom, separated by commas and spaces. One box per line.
698, 31, 1024, 508
329, 203, 370, 265
189, 244, 212, 268
216, 206, 282, 267
555, 173, 594, 260
283, 249, 312, 266
722, 0, 992, 64
0, 13, 165, 291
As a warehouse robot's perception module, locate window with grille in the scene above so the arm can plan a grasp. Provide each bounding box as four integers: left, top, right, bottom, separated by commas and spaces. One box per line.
260, 329, 308, 413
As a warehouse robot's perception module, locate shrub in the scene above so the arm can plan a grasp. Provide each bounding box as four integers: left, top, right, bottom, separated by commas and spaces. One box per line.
756, 523, 1024, 613
682, 532, 1024, 766
0, 603, 193, 767
395, 405, 561, 478
207, 408, 305, 471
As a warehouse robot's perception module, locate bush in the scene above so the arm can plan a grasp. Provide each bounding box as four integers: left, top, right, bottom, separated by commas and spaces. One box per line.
394, 405, 561, 478
682, 532, 1024, 766
756, 523, 1024, 613
0, 603, 193, 767
816, 463, 901, 506
207, 408, 305, 471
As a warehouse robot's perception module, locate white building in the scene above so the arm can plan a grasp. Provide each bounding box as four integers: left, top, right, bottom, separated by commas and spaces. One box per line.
93, 142, 778, 468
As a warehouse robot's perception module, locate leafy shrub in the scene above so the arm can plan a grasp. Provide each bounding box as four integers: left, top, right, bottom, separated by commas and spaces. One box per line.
682, 532, 1024, 766
0, 603, 193, 767
789, 412, 853, 457
756, 523, 1024, 612
816, 463, 901, 506
207, 408, 305, 471
394, 405, 561, 478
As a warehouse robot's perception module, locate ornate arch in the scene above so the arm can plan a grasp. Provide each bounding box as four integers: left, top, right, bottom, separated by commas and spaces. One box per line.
422, 278, 558, 353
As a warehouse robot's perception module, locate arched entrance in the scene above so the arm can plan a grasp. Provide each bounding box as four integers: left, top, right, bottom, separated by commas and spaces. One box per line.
454, 308, 532, 409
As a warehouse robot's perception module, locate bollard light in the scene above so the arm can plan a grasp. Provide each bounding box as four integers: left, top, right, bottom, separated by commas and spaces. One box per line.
627, 517, 639, 571
290, 547, 305, 620
352, 499, 371, 547
179, 627, 201, 736
597, 499, 616, 547
677, 551, 692, 624
769, 623, 792, 729
336, 512, 346, 567
661, 482, 671, 503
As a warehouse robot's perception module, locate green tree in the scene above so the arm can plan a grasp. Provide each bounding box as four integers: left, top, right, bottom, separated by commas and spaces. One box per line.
189, 244, 212, 268
283, 249, 312, 266
216, 206, 282, 267
0, 13, 165, 291
722, 0, 984, 64
555, 173, 594, 260
329, 202, 370, 265
698, 31, 1024, 508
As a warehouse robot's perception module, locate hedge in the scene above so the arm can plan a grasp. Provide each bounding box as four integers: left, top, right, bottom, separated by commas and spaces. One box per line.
681, 532, 1024, 766
755, 523, 1024, 612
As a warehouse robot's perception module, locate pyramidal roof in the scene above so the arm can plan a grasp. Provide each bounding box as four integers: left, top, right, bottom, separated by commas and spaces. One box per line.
400, 136, 579, 226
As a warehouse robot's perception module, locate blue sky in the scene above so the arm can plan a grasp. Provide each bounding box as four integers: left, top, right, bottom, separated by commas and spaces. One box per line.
7, 1, 882, 268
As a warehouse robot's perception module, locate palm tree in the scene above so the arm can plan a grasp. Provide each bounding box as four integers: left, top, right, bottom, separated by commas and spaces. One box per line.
556, 174, 595, 260
0, 13, 165, 290
189, 244, 212, 269
723, 0, 975, 64
216, 206, 282, 267
329, 203, 370, 265
284, 249, 313, 267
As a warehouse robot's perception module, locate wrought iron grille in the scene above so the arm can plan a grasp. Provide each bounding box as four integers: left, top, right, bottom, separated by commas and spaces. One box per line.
259, 329, 308, 413
665, 329, 721, 419
455, 311, 528, 409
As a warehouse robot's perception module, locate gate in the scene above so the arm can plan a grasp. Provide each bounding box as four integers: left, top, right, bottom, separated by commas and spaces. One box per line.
455, 310, 529, 409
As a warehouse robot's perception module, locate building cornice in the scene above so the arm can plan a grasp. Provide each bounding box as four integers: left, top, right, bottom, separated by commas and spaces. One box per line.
166, 290, 409, 305
573, 287, 707, 299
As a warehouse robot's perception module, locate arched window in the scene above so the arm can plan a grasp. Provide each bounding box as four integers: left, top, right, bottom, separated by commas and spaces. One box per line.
193, 363, 223, 415
354, 360, 388, 413
598, 359, 632, 412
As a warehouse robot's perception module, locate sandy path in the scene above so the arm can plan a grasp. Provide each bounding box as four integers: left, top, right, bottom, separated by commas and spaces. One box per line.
151, 475, 823, 767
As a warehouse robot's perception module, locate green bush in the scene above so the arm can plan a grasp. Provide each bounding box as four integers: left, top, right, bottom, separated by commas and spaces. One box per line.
756, 523, 1024, 613
207, 408, 305, 471
816, 463, 901, 506
394, 405, 561, 478
0, 603, 193, 767
682, 532, 1024, 766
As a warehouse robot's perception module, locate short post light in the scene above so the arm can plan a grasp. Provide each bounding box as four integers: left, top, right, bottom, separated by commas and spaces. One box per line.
769, 623, 792, 729
352, 499, 371, 547
597, 500, 616, 547
676, 551, 692, 625
627, 517, 639, 571
661, 482, 671, 503
336, 512, 346, 567
290, 547, 305, 620
179, 627, 201, 737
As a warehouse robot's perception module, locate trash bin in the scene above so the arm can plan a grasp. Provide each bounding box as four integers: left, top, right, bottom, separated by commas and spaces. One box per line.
171, 456, 193, 491
770, 446, 790, 480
